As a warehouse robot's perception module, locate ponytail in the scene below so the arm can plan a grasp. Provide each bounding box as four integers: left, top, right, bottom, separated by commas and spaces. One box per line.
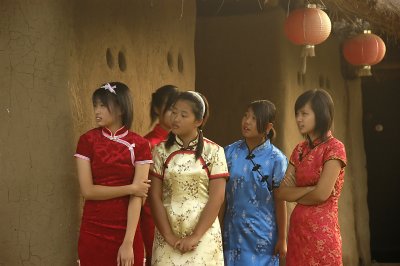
195, 129, 204, 160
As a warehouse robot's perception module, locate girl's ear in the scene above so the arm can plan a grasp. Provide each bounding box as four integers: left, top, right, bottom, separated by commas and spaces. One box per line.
194, 118, 203, 128
265, 122, 273, 134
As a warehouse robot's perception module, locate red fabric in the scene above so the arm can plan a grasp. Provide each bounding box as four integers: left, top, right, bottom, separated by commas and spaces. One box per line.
76, 127, 152, 266
286, 134, 347, 266
141, 124, 169, 265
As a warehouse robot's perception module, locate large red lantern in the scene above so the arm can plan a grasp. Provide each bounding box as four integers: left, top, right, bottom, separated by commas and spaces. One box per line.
342, 30, 386, 76
284, 4, 332, 73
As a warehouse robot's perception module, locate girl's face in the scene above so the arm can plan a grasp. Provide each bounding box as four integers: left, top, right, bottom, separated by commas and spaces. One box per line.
295, 102, 316, 137
170, 100, 202, 138
158, 103, 173, 130
93, 99, 122, 130
241, 107, 265, 140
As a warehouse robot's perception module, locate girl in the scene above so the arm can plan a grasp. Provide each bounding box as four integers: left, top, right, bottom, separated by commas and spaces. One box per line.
275, 89, 347, 265
149, 91, 229, 265
75, 82, 152, 266
141, 84, 179, 265
222, 100, 288, 265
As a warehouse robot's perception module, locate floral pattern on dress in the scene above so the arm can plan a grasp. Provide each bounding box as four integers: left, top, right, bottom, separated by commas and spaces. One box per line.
223, 139, 288, 266
286, 134, 347, 266
150, 136, 229, 266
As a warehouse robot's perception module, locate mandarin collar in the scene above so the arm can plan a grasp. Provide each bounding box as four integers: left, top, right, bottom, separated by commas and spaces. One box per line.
241, 138, 271, 153
102, 126, 128, 140
308, 130, 332, 147
175, 134, 198, 150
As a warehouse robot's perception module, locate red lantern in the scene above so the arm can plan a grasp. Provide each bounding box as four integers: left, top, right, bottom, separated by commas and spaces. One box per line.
342, 30, 386, 76
284, 4, 332, 73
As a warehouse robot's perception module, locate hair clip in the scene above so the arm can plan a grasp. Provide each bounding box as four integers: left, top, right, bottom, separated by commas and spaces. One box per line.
101, 83, 117, 95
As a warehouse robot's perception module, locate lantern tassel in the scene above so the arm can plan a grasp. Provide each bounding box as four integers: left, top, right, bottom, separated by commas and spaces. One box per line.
357, 65, 372, 76
300, 45, 315, 74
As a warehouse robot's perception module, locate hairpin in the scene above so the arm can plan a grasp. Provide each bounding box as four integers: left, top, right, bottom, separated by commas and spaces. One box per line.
101, 83, 117, 95
187, 91, 206, 117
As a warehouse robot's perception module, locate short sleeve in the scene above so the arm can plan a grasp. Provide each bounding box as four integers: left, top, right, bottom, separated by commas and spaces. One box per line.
134, 137, 153, 165
323, 140, 347, 168
209, 145, 229, 180
149, 144, 165, 179
272, 153, 288, 187
74, 134, 93, 161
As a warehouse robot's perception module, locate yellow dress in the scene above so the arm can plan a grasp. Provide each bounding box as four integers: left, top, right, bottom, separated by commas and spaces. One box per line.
150, 136, 229, 266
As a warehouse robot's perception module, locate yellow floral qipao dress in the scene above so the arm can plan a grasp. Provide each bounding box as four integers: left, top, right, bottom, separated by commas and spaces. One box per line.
150, 136, 229, 266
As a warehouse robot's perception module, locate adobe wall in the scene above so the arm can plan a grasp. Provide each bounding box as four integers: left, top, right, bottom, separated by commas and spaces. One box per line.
0, 1, 196, 265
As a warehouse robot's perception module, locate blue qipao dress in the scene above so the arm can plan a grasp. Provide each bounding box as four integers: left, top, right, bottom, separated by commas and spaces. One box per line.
223, 139, 288, 266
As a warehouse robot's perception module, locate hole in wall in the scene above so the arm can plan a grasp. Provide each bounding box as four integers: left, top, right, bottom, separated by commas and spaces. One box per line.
178, 52, 184, 73
118, 51, 127, 72
106, 48, 114, 69
167, 51, 174, 72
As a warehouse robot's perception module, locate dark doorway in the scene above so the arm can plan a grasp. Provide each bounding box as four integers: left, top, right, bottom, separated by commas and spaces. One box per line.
362, 51, 400, 261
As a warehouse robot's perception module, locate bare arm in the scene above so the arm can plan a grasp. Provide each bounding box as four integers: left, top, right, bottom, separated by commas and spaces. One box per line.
117, 163, 150, 266
296, 159, 342, 205
218, 193, 226, 233
177, 178, 226, 253
274, 164, 315, 202
76, 158, 150, 200
149, 175, 179, 247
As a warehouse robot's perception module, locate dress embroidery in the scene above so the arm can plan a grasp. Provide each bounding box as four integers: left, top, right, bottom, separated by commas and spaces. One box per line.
223, 139, 288, 266
150, 136, 229, 266
286, 134, 347, 266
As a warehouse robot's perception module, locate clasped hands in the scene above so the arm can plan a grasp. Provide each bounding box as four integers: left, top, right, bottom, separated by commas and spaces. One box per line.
167, 234, 200, 254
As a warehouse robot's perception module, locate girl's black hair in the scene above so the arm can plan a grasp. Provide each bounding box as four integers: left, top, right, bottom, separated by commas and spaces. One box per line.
92, 82, 133, 129
150, 85, 180, 125
294, 89, 334, 140
165, 91, 209, 160
248, 100, 277, 141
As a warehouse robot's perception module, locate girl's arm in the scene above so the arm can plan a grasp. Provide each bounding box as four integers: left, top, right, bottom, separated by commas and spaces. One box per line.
76, 158, 150, 200
149, 175, 179, 247
117, 163, 150, 266
273, 195, 287, 259
274, 164, 315, 202
177, 178, 226, 253
296, 159, 342, 205
218, 194, 226, 233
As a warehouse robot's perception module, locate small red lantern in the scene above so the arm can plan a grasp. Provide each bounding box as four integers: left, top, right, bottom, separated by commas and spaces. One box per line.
342, 30, 386, 76
284, 4, 332, 73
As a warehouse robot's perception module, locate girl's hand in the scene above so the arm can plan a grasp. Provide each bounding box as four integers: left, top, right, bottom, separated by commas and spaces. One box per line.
175, 234, 200, 254
117, 241, 134, 266
164, 233, 180, 248
274, 238, 287, 262
130, 179, 151, 197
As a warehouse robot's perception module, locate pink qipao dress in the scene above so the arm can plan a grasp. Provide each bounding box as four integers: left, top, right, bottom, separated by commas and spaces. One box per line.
286, 132, 347, 266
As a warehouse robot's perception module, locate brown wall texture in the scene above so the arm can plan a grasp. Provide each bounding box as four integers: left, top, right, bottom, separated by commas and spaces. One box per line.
0, 0, 196, 265
196, 7, 370, 266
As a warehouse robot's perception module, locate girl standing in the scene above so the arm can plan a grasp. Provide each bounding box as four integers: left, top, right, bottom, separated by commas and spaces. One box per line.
141, 85, 179, 265
149, 91, 229, 265
75, 82, 152, 266
222, 100, 288, 265
275, 89, 347, 265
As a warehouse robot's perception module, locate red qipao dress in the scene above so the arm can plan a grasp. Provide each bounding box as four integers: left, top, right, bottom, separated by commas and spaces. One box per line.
74, 127, 152, 266
286, 132, 347, 266
141, 124, 169, 264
